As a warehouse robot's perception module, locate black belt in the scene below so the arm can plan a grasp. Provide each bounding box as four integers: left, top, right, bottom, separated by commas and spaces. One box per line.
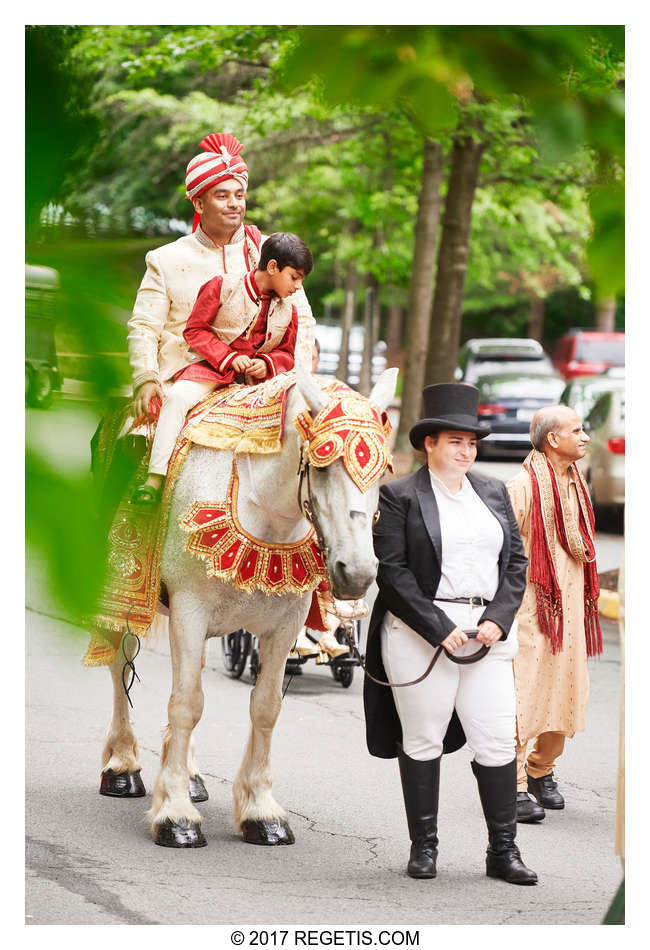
436, 596, 488, 607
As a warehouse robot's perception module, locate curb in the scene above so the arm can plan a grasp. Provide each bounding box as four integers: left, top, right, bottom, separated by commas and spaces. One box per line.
598, 588, 620, 621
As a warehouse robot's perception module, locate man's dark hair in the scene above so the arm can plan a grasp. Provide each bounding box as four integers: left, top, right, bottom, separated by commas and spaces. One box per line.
259, 232, 313, 275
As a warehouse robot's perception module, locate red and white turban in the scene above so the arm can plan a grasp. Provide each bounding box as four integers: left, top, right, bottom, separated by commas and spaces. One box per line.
186, 133, 249, 231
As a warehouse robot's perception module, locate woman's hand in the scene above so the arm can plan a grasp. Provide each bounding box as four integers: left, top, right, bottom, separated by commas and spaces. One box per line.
440, 627, 469, 653
133, 380, 163, 420
476, 620, 503, 646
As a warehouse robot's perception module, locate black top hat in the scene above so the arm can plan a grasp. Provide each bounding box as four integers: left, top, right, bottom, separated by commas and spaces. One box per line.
409, 383, 491, 449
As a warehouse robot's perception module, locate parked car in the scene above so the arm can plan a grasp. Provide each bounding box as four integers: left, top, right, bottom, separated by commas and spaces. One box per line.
552, 329, 625, 380
314, 323, 387, 387
25, 263, 61, 408
475, 371, 566, 459
456, 338, 554, 385
560, 373, 625, 424
582, 389, 625, 512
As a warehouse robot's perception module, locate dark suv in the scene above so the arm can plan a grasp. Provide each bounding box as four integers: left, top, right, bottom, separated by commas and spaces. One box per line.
553, 329, 624, 380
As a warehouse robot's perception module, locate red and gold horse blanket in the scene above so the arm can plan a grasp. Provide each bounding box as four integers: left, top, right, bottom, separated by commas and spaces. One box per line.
82, 374, 323, 666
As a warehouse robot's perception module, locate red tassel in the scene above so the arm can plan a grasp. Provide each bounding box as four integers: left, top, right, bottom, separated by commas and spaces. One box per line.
528, 464, 564, 651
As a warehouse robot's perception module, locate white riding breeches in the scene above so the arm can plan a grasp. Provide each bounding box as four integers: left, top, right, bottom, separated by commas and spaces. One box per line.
148, 379, 216, 475
380, 601, 518, 766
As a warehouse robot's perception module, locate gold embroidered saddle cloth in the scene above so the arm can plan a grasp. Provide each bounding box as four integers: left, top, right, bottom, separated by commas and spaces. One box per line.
182, 371, 296, 454
82, 373, 313, 667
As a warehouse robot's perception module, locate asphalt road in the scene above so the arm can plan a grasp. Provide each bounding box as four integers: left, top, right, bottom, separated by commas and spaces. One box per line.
25, 399, 625, 928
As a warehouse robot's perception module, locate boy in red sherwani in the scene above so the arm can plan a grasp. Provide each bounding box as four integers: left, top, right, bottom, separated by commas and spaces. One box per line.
131, 231, 313, 504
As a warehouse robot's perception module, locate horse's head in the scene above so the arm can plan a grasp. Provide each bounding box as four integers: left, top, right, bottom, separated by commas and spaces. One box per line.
294, 366, 398, 599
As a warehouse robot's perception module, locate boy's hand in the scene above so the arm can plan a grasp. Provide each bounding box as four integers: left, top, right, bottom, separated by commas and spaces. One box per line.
133, 381, 163, 420
231, 355, 253, 374
246, 359, 268, 380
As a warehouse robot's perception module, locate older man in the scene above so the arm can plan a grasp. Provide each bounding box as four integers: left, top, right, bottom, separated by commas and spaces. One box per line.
127, 132, 315, 420
507, 406, 603, 823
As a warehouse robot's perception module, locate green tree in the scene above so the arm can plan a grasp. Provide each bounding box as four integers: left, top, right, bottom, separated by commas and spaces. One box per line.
283, 25, 623, 455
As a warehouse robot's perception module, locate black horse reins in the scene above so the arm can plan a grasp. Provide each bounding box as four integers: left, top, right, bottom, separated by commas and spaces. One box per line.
297, 445, 329, 562
296, 446, 490, 688
341, 623, 489, 688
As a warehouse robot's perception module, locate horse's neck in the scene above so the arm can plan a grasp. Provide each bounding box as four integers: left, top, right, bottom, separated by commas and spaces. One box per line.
236, 388, 308, 543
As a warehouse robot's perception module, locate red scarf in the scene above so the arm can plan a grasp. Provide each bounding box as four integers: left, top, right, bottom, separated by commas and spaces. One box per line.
525, 450, 602, 657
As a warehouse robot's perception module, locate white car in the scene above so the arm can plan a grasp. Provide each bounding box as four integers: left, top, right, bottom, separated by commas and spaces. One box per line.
583, 388, 625, 512
456, 338, 554, 385
314, 323, 387, 387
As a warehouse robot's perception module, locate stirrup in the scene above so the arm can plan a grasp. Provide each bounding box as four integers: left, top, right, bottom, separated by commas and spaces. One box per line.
130, 483, 163, 506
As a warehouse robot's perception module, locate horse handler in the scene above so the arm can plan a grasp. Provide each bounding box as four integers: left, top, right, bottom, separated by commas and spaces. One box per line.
363, 383, 537, 884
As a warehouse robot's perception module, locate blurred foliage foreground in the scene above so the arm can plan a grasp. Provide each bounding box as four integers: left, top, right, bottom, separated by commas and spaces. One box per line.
25, 24, 624, 627
25, 240, 148, 628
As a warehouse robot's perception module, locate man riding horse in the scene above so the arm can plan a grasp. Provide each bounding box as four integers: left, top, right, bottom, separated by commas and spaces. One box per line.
127, 132, 315, 425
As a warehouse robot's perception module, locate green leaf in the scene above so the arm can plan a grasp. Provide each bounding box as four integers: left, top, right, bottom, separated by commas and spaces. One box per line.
532, 101, 586, 162
586, 183, 625, 296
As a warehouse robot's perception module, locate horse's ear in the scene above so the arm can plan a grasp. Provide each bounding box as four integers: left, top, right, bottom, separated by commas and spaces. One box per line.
296, 363, 328, 414
369, 367, 399, 412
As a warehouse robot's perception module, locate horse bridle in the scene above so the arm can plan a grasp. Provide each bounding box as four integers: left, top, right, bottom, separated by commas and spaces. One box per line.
296, 445, 489, 687
297, 444, 330, 567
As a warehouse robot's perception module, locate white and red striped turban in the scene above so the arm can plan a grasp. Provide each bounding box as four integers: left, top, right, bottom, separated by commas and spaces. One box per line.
186, 133, 249, 231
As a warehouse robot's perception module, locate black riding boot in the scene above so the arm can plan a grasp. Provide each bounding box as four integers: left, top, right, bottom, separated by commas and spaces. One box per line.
471, 758, 538, 886
397, 745, 440, 879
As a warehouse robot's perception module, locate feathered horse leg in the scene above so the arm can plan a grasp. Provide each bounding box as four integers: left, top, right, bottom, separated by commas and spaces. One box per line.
99, 634, 146, 798
148, 590, 209, 847
233, 605, 305, 845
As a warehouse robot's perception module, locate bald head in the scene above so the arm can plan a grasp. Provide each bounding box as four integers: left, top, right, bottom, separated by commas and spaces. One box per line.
530, 405, 580, 452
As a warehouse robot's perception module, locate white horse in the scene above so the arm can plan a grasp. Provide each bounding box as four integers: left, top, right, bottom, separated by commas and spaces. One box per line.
99, 367, 397, 847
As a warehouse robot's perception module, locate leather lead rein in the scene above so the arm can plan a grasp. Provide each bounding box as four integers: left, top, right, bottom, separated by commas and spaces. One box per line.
344, 626, 489, 688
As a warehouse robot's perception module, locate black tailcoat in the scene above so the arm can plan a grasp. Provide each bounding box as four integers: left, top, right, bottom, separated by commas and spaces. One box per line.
363, 464, 528, 758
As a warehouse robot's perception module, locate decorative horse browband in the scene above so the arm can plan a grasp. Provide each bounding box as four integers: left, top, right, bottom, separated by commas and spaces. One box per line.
293, 382, 393, 493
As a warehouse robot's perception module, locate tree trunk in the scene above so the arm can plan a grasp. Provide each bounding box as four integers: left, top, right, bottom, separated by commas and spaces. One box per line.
596, 297, 617, 331
336, 266, 357, 383
528, 296, 545, 341
394, 138, 445, 453
359, 284, 375, 396
386, 303, 403, 356
424, 129, 486, 386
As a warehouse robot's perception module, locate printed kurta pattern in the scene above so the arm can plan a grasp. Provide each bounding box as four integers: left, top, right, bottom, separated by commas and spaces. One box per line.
507, 470, 590, 743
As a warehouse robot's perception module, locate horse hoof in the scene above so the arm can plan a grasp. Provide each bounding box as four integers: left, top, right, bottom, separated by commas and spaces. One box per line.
99, 769, 146, 798
189, 774, 209, 802
153, 818, 207, 848
241, 819, 295, 846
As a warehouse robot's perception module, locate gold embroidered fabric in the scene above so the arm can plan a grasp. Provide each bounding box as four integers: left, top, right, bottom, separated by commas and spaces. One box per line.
180, 458, 326, 594
183, 372, 295, 454
294, 381, 393, 492
81, 427, 193, 667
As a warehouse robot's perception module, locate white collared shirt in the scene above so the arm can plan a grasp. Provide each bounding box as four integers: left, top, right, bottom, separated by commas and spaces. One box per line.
428, 470, 504, 601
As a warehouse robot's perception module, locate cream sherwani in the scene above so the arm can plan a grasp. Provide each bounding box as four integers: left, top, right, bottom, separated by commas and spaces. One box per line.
126, 224, 315, 392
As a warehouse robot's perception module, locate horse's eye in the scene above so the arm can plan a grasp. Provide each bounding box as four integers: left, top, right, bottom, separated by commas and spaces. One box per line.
373, 509, 380, 525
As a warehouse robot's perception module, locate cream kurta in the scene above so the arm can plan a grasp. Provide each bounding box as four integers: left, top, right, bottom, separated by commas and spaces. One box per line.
507, 469, 590, 743
126, 224, 315, 391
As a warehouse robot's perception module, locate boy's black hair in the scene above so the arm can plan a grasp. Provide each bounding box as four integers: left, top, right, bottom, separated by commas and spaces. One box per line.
258, 232, 313, 275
